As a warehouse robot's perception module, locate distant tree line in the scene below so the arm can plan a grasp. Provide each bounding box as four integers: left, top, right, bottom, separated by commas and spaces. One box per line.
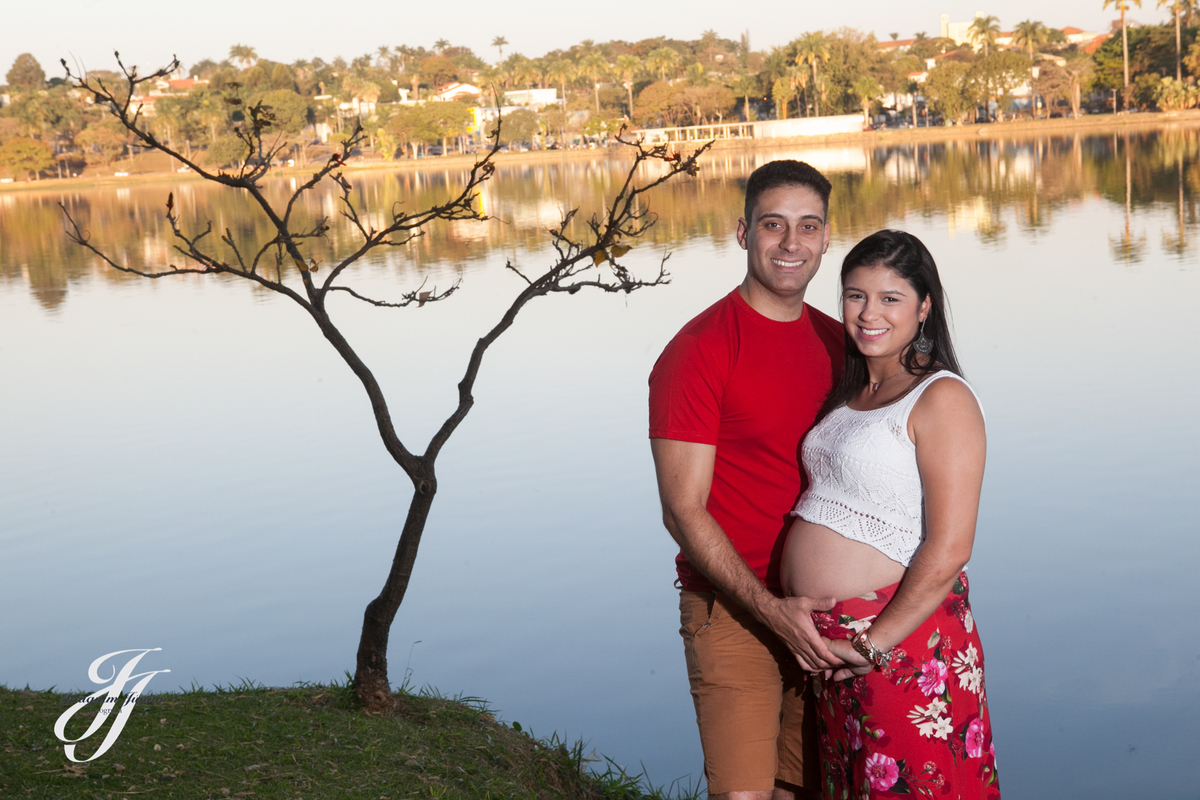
3, 12, 1200, 181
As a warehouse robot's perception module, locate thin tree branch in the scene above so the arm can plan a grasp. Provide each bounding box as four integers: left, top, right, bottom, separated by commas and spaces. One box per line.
328, 277, 461, 309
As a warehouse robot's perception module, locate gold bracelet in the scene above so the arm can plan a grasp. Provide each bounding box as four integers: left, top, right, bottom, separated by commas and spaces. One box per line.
851, 630, 893, 669
864, 631, 892, 668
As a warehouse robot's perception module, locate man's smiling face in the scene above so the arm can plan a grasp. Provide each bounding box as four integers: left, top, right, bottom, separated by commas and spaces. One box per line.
736, 184, 830, 309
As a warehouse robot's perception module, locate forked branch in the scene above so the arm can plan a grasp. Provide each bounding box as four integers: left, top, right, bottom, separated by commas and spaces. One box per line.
59, 56, 713, 707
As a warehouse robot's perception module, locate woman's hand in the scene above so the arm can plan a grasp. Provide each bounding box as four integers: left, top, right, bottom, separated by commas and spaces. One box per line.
823, 638, 874, 682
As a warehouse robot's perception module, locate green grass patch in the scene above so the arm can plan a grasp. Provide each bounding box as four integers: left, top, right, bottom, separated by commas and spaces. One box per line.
0, 680, 697, 800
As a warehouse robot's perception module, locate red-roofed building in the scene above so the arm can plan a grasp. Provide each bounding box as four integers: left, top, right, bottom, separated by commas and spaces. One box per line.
879, 38, 917, 53
1082, 33, 1111, 54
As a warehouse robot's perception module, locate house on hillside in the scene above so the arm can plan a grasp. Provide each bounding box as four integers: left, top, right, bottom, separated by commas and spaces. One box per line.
1060, 26, 1101, 44
879, 38, 917, 54
503, 88, 559, 108
151, 77, 209, 95
436, 82, 481, 102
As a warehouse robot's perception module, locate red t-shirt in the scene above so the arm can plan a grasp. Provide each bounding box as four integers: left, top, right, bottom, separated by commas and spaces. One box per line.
648, 288, 844, 593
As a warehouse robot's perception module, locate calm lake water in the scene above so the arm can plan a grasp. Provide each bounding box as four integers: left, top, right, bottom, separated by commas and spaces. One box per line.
2, 128, 1198, 798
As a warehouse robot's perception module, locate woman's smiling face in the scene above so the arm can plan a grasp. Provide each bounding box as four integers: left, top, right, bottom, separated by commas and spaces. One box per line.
842, 264, 931, 359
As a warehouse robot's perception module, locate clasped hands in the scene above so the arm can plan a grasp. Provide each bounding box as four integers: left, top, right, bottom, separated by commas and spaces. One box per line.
769, 595, 875, 682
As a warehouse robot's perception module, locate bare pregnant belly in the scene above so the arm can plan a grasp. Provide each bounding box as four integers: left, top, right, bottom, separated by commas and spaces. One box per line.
780, 518, 907, 601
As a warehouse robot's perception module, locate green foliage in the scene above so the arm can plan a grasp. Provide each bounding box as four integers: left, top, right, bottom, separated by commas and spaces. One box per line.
908, 37, 960, 61
2, 86, 82, 138
256, 90, 310, 135
635, 81, 682, 126
581, 112, 621, 138
645, 47, 682, 80
924, 62, 977, 123
420, 56, 459, 90
5, 53, 45, 90
229, 43, 258, 69
0, 137, 55, 180
205, 135, 251, 168
1155, 75, 1200, 109
1132, 71, 1164, 107
677, 84, 736, 124
814, 29, 896, 115
967, 51, 1031, 119
381, 101, 473, 152
500, 107, 541, 144
241, 60, 297, 94
1094, 25, 1188, 90
75, 120, 130, 165
772, 76, 792, 119
418, 100, 473, 143
0, 117, 21, 144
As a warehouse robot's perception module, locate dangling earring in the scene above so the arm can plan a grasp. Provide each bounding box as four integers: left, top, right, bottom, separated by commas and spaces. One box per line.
913, 319, 933, 355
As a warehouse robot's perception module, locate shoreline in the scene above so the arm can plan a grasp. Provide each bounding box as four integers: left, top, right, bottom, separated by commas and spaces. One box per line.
6, 111, 1200, 194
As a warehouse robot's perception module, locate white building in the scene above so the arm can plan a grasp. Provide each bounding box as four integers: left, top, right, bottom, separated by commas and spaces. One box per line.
503, 88, 559, 108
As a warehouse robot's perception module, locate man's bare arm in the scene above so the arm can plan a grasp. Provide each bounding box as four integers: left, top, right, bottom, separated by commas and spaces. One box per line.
650, 437, 841, 671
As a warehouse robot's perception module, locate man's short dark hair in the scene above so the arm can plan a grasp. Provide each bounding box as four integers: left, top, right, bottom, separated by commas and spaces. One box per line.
743, 160, 832, 223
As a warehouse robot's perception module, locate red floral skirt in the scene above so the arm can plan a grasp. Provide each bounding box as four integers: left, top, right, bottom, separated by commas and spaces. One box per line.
811, 573, 1000, 799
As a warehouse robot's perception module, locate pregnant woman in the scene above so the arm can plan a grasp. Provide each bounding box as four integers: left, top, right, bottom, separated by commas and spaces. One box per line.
781, 230, 1000, 799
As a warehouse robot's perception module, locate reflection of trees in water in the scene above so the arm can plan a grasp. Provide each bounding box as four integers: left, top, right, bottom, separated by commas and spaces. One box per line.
1109, 133, 1149, 264
6, 128, 1200, 308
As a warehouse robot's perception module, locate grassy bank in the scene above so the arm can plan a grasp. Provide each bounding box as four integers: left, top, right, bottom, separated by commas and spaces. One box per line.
0, 682, 692, 800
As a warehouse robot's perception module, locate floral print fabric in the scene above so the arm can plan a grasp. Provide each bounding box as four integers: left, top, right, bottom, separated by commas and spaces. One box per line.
811, 573, 1000, 799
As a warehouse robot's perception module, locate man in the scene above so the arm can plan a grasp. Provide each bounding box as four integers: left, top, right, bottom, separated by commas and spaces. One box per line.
648, 161, 845, 800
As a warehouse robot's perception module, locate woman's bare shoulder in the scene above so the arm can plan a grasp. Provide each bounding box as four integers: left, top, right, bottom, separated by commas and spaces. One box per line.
910, 375, 985, 439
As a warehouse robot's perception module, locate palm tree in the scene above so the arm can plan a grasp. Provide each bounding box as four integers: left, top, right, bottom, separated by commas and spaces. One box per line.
730, 73, 759, 120
434, 38, 450, 55
510, 55, 538, 91
578, 52, 610, 112
795, 32, 830, 116
376, 46, 393, 70
645, 47, 682, 81
613, 55, 642, 116
852, 76, 883, 125
546, 59, 575, 106
1012, 20, 1050, 116
476, 66, 503, 108
492, 36, 508, 63
228, 44, 258, 70
968, 15, 1001, 57
1103, 0, 1142, 101
1158, 0, 1193, 80
1063, 51, 1096, 117
786, 65, 809, 117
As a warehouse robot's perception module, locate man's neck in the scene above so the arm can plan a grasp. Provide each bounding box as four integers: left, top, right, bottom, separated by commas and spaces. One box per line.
738, 280, 807, 322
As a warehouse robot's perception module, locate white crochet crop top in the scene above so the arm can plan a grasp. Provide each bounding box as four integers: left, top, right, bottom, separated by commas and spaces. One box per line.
792, 371, 983, 566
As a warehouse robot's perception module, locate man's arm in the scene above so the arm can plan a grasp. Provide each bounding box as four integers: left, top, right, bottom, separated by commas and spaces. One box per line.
650, 437, 842, 671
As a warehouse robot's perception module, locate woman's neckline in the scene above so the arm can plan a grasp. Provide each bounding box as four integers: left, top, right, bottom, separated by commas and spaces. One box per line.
843, 370, 945, 413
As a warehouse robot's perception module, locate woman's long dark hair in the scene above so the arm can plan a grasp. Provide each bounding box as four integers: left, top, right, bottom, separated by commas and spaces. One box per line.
819, 229, 963, 419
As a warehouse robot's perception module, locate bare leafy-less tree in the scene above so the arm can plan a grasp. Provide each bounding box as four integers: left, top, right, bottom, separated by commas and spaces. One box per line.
61, 53, 709, 708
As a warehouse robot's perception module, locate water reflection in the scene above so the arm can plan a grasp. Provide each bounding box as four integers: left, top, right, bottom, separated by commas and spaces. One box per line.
1, 130, 1198, 799
6, 127, 1200, 311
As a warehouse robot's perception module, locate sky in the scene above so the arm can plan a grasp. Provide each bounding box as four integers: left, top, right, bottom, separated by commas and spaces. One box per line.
4, 0, 1178, 81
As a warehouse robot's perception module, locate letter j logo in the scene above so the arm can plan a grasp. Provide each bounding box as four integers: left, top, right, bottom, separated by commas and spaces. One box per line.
53, 649, 171, 762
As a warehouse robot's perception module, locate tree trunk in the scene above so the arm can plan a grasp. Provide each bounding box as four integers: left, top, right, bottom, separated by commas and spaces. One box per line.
1176, 9, 1183, 81
1122, 8, 1129, 98
354, 470, 437, 707
812, 65, 820, 117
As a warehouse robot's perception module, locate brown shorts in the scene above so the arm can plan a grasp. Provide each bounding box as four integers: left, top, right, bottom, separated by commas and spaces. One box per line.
679, 590, 819, 795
